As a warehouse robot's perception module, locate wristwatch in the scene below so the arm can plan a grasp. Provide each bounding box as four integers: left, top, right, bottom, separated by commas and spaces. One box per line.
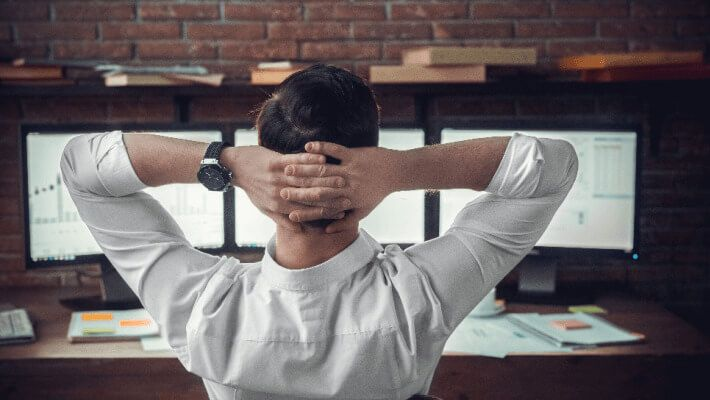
197, 141, 234, 192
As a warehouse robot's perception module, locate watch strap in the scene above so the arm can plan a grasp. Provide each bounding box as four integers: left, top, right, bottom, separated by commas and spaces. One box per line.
204, 141, 231, 161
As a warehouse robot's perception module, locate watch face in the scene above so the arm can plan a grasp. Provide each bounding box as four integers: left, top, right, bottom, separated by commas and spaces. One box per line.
198, 165, 227, 190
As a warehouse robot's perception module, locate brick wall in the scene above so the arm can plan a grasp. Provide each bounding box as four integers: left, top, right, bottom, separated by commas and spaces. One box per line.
1, 1, 709, 331
1, 1, 709, 80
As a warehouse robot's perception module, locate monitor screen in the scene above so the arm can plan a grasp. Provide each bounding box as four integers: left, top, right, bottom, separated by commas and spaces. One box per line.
440, 129, 637, 252
26, 130, 224, 263
234, 128, 426, 247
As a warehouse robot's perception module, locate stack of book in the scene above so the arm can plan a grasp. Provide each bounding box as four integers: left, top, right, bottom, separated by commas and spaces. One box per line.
100, 65, 224, 87
0, 59, 71, 85
369, 46, 538, 84
250, 61, 305, 85
559, 50, 709, 82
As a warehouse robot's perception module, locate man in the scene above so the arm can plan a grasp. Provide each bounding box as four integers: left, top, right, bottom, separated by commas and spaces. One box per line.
60, 64, 578, 399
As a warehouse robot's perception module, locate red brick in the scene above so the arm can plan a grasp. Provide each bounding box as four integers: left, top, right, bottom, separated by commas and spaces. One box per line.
392, 3, 468, 20
268, 22, 350, 40
54, 42, 131, 60
221, 41, 297, 60
354, 22, 432, 40
0, 270, 66, 286
434, 22, 514, 39
547, 40, 627, 57
136, 41, 217, 60
0, 43, 48, 59
21, 97, 108, 122
225, 3, 302, 21
186, 23, 265, 40
191, 97, 261, 122
677, 20, 710, 36
472, 2, 549, 18
600, 21, 675, 37
517, 21, 595, 38
552, 1, 629, 18
0, 101, 21, 121
517, 97, 596, 115
631, 1, 708, 18
16, 23, 96, 41
301, 42, 380, 60
108, 98, 174, 123
0, 235, 22, 253
0, 182, 18, 197
435, 98, 516, 116
307, 3, 386, 21
0, 197, 20, 216
0, 3, 48, 21
0, 217, 21, 235
0, 24, 11, 42
628, 39, 706, 52
102, 23, 180, 40
139, 3, 219, 20
55, 2, 135, 21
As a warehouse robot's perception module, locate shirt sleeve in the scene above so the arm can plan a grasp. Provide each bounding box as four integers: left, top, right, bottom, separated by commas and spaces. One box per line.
59, 131, 227, 349
404, 133, 579, 332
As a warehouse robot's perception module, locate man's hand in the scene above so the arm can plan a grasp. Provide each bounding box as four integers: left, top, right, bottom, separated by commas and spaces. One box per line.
280, 141, 400, 233
221, 146, 351, 230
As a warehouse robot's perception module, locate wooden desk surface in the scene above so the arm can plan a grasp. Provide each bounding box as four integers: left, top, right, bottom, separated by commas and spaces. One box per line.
1, 288, 708, 400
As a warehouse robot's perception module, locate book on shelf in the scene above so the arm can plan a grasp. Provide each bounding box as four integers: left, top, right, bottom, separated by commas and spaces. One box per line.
0, 64, 63, 80
104, 73, 224, 87
251, 68, 303, 85
402, 47, 537, 66
559, 50, 703, 71
369, 65, 486, 84
580, 64, 710, 82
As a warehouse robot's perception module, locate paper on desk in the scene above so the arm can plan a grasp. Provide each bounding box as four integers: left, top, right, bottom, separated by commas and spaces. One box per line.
444, 315, 574, 358
507, 312, 640, 346
140, 335, 173, 352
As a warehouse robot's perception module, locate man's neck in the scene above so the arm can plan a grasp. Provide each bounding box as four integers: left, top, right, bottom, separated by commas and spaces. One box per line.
274, 226, 359, 269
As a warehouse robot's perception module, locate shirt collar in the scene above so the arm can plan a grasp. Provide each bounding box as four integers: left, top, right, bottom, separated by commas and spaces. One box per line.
261, 229, 382, 291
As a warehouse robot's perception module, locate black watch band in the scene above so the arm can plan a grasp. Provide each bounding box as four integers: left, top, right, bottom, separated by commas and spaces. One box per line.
204, 141, 232, 161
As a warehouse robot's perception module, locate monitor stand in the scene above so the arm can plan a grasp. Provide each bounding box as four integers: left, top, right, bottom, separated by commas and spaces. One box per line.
59, 258, 141, 311
498, 258, 595, 305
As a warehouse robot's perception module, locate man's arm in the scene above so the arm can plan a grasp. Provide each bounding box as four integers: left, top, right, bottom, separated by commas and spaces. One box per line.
60, 132, 348, 350
288, 134, 578, 331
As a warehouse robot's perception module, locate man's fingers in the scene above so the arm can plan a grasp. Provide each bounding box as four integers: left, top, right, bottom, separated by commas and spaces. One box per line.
305, 141, 351, 162
284, 163, 344, 178
289, 208, 345, 223
324, 213, 358, 234
281, 175, 346, 189
265, 211, 302, 232
273, 153, 326, 169
280, 187, 349, 204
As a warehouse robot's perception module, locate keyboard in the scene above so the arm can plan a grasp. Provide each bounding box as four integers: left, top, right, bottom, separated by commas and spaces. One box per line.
0, 308, 36, 345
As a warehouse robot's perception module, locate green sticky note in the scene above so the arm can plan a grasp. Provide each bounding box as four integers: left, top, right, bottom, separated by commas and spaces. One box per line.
568, 305, 607, 314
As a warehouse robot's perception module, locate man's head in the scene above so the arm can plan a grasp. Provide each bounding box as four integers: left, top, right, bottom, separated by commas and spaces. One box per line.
255, 64, 380, 228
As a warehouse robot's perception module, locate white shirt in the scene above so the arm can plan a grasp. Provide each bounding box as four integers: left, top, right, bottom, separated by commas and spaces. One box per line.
60, 131, 578, 399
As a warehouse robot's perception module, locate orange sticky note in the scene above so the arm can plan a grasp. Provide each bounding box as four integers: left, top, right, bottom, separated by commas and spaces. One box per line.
550, 319, 591, 330
82, 312, 113, 321
120, 319, 151, 327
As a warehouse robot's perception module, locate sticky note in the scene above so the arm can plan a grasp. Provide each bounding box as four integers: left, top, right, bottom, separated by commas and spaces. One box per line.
120, 319, 151, 327
83, 328, 116, 335
550, 319, 592, 330
568, 305, 607, 314
82, 312, 113, 321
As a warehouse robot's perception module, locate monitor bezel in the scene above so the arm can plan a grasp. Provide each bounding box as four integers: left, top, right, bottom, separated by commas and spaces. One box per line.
229, 122, 428, 251
432, 119, 642, 261
21, 123, 232, 270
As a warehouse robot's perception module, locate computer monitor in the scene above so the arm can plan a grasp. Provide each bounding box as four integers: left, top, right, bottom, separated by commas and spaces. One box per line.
440, 129, 637, 253
440, 128, 638, 302
233, 128, 426, 247
23, 129, 225, 306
